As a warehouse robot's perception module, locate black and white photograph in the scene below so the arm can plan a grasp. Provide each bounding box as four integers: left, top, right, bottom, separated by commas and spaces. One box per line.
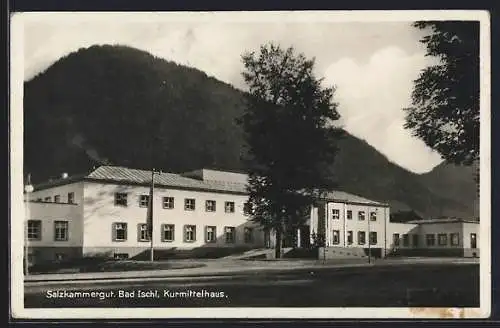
10, 10, 490, 319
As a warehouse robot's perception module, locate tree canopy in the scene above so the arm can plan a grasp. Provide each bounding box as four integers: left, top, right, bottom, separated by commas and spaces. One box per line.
239, 43, 343, 257
404, 21, 479, 166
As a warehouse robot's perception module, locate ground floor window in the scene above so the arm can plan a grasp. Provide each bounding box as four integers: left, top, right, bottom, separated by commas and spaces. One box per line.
225, 226, 236, 243
114, 253, 129, 260
244, 227, 254, 243
138, 223, 150, 242
347, 231, 353, 245
438, 233, 448, 246
393, 233, 400, 247
357, 231, 366, 245
450, 233, 460, 246
332, 230, 340, 245
112, 222, 128, 241
402, 234, 409, 247
426, 234, 435, 246
412, 234, 419, 247
184, 225, 196, 242
369, 231, 377, 245
205, 226, 216, 243
162, 224, 175, 242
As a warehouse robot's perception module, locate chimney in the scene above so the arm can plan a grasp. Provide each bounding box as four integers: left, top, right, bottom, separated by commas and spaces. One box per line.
61, 172, 69, 179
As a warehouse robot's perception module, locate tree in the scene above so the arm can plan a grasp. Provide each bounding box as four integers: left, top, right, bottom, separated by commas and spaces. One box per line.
239, 43, 342, 258
404, 21, 479, 166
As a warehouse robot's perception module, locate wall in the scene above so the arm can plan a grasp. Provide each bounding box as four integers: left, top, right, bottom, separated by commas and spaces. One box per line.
25, 201, 84, 263
29, 181, 84, 205
82, 181, 265, 257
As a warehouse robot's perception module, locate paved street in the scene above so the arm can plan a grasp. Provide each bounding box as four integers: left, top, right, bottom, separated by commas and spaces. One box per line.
24, 263, 479, 308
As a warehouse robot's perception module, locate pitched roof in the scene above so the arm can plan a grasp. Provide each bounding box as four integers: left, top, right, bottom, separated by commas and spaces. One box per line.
406, 217, 480, 224
33, 165, 387, 205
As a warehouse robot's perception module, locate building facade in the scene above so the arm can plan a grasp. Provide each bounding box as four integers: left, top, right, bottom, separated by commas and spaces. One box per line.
23, 165, 479, 265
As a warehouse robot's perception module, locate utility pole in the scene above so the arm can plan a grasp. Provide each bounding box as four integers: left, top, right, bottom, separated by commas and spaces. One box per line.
24, 174, 34, 276
368, 210, 371, 264
148, 169, 161, 262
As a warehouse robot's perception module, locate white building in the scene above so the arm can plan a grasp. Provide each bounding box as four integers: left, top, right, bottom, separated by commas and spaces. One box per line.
23, 165, 479, 266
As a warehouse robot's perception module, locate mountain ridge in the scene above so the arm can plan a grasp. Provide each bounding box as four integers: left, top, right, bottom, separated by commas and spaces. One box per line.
23, 44, 478, 219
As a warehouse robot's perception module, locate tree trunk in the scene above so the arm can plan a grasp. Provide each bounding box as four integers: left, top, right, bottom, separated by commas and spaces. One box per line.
275, 229, 282, 259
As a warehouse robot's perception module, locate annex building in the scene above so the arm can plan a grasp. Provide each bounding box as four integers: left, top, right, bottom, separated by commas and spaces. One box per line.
23, 165, 479, 266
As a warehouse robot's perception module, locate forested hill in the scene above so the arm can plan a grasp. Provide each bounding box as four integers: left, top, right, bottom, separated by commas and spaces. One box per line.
23, 44, 478, 219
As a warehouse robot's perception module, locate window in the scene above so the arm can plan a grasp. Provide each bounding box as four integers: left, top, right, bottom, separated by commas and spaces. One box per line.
138, 224, 149, 242
225, 201, 235, 213
67, 192, 75, 204
426, 234, 436, 246
332, 209, 340, 220
139, 195, 149, 207
369, 231, 377, 245
332, 230, 340, 244
244, 227, 254, 243
412, 234, 419, 247
205, 226, 216, 243
55, 253, 65, 261
54, 221, 68, 241
225, 226, 236, 243
36, 198, 42, 202
470, 233, 477, 249
393, 233, 400, 247
358, 211, 365, 221
346, 210, 352, 220
402, 234, 409, 247
114, 193, 128, 206
112, 222, 128, 241
27, 220, 42, 240
184, 198, 196, 211
438, 233, 448, 246
114, 253, 129, 260
54, 195, 61, 203
162, 224, 175, 242
370, 212, 377, 221
347, 231, 353, 245
450, 233, 460, 246
243, 202, 252, 215
358, 231, 366, 245
44, 196, 51, 202
205, 200, 216, 212
162, 197, 174, 209
184, 225, 196, 242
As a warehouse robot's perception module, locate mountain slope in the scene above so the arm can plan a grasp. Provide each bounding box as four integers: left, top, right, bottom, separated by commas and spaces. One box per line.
23, 45, 478, 219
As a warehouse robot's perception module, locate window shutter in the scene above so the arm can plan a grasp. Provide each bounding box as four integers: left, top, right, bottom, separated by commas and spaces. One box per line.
183, 225, 187, 243
112, 223, 116, 241
204, 226, 208, 243
161, 224, 165, 242
137, 223, 141, 242
124, 223, 128, 241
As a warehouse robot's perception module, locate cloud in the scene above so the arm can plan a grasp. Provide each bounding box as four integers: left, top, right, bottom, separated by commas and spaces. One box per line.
323, 46, 443, 173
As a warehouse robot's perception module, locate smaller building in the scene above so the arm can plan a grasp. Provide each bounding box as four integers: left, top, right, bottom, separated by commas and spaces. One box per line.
387, 217, 480, 258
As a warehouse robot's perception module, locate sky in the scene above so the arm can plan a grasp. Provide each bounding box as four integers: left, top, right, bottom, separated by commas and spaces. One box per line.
19, 12, 445, 173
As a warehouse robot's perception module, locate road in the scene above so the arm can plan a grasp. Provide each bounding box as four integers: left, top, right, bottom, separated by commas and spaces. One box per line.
24, 263, 479, 308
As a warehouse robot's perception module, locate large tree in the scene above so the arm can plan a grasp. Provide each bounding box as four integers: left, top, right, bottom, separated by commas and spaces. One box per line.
239, 43, 342, 258
404, 21, 480, 166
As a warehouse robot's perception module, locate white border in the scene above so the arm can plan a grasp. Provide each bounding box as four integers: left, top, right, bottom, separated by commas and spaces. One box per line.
10, 10, 491, 319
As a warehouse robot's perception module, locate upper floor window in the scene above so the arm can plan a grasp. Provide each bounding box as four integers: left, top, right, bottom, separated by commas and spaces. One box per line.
402, 234, 409, 247
346, 210, 353, 220
27, 220, 42, 240
139, 195, 150, 207
184, 198, 196, 211
205, 200, 216, 212
369, 231, 377, 245
358, 231, 366, 245
114, 193, 128, 206
347, 231, 353, 245
44, 196, 51, 202
162, 197, 174, 209
332, 209, 340, 220
370, 212, 377, 221
243, 202, 252, 215
54, 195, 61, 203
112, 222, 128, 241
225, 201, 235, 213
67, 192, 75, 204
358, 211, 365, 221
54, 221, 68, 241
